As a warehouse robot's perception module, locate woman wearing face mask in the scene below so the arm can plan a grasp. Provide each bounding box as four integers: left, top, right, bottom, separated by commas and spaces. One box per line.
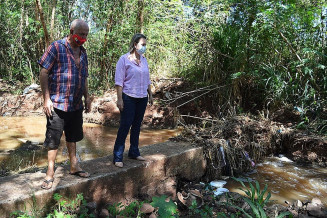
113, 33, 153, 168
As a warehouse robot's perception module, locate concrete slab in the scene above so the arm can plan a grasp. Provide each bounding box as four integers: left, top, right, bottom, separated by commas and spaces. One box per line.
0, 141, 205, 216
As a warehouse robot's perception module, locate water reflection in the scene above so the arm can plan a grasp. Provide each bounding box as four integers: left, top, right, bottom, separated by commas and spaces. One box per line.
0, 117, 181, 173
224, 156, 327, 206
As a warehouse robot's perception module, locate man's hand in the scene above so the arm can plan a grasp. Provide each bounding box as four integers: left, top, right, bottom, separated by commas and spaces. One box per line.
148, 95, 153, 105
84, 96, 91, 113
117, 99, 124, 111
43, 98, 54, 117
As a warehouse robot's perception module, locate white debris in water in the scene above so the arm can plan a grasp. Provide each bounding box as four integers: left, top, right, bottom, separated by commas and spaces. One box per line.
214, 188, 229, 196
210, 180, 227, 188
278, 156, 293, 162
264, 161, 284, 167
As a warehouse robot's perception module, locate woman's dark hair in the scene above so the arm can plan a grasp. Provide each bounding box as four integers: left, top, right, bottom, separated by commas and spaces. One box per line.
129, 33, 147, 52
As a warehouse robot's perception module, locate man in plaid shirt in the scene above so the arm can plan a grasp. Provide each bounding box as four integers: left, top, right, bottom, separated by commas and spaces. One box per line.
39, 19, 91, 189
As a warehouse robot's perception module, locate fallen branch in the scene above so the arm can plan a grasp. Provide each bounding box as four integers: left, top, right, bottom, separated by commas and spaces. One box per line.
179, 114, 220, 122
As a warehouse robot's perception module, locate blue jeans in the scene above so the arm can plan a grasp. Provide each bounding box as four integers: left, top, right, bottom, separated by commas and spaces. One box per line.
113, 93, 148, 162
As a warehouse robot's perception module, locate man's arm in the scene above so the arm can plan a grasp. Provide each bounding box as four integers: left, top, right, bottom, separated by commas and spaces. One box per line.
84, 79, 91, 113
40, 67, 53, 117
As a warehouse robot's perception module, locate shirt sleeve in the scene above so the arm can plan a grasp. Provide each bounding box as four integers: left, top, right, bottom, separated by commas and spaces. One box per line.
144, 58, 151, 86
115, 56, 126, 87
38, 42, 57, 71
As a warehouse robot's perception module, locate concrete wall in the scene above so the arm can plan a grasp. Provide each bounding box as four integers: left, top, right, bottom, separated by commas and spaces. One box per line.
0, 141, 206, 216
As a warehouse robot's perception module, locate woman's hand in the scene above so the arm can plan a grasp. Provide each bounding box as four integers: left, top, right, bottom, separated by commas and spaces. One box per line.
148, 95, 153, 105
117, 99, 124, 111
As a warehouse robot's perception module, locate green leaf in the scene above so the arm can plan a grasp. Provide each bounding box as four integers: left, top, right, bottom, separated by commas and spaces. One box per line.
275, 211, 292, 218
151, 195, 177, 217
317, 64, 325, 70
243, 198, 260, 218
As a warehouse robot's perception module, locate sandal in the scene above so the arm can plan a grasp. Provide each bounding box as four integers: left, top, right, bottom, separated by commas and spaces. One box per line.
41, 178, 54, 190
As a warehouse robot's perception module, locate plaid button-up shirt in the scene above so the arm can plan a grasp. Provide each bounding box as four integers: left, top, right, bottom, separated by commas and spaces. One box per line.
38, 37, 88, 112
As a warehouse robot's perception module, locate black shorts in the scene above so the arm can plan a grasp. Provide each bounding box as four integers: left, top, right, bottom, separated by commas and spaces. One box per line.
44, 108, 83, 149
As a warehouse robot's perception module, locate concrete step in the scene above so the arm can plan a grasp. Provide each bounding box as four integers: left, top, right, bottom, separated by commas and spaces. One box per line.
0, 141, 205, 217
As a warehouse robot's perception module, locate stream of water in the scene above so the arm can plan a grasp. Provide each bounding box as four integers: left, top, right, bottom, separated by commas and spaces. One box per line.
0, 116, 181, 172
224, 156, 327, 206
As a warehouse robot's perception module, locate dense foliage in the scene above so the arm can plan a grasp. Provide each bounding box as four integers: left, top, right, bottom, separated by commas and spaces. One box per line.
1, 0, 326, 130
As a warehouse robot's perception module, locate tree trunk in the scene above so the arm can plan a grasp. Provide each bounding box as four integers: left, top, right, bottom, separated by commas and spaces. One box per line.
100, 2, 118, 80
35, 0, 50, 48
137, 0, 144, 33
19, 0, 25, 49
50, 0, 57, 41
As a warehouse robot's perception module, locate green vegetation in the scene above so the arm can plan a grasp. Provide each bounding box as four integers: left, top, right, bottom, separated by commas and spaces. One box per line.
10, 179, 293, 217
221, 178, 292, 218
10, 193, 91, 218
1, 0, 326, 133
108, 201, 142, 217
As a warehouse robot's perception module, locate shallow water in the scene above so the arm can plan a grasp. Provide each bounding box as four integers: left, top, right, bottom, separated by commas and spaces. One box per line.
224, 156, 327, 206
0, 116, 181, 172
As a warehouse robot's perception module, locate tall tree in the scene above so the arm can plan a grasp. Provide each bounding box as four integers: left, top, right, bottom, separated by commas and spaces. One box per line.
50, 0, 57, 41
137, 0, 144, 33
35, 0, 50, 47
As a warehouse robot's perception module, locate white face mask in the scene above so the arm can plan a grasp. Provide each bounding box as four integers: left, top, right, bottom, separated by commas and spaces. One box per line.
136, 46, 146, 55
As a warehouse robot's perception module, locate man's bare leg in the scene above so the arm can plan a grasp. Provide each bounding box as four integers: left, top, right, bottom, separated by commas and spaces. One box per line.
41, 149, 58, 189
66, 142, 89, 177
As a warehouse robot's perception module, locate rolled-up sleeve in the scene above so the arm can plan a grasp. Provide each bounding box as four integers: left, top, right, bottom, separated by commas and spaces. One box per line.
115, 56, 125, 87
38, 43, 57, 70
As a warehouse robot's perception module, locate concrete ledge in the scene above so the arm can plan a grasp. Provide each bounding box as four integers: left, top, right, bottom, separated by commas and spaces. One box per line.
0, 141, 205, 216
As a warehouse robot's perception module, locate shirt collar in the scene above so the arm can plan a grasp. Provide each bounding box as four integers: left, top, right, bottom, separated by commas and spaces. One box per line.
60, 36, 86, 53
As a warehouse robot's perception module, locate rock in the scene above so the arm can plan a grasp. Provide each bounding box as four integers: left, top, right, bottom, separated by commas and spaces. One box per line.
294, 199, 303, 209
289, 209, 298, 217
149, 213, 157, 218
307, 203, 321, 211
99, 208, 109, 218
311, 198, 322, 206
140, 203, 154, 214
307, 203, 325, 218
215, 195, 227, 204
299, 214, 311, 218
86, 202, 97, 212
308, 208, 326, 218
241, 201, 250, 211
227, 206, 237, 213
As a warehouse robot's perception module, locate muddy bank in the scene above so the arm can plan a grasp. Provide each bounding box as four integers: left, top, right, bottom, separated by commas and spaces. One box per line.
0, 80, 176, 128
172, 115, 327, 181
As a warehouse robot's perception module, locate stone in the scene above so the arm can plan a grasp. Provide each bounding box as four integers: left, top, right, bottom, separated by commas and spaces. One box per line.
99, 208, 109, 218
86, 202, 97, 212
311, 198, 322, 206
294, 199, 303, 209
299, 214, 311, 218
289, 209, 298, 217
307, 203, 321, 211
140, 203, 154, 214
308, 208, 326, 218
149, 213, 157, 218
